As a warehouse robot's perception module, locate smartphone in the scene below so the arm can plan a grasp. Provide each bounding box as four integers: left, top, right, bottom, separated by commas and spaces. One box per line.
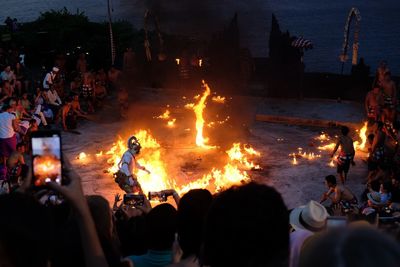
326, 216, 347, 228
123, 194, 145, 207
31, 130, 63, 187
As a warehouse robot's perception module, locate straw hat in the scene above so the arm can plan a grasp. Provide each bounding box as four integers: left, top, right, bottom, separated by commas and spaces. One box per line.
290, 200, 328, 232
367, 192, 382, 205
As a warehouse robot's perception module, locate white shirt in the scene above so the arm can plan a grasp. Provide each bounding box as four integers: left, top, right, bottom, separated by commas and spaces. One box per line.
118, 151, 144, 176
289, 229, 313, 267
42, 72, 56, 89
0, 70, 15, 82
45, 89, 62, 106
0, 112, 16, 138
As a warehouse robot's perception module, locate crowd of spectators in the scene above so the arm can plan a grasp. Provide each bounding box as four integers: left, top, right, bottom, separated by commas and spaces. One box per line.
1, 159, 400, 267
0, 44, 124, 191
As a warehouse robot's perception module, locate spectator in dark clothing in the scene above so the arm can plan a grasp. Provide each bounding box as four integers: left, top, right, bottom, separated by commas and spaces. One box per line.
0, 193, 53, 267
390, 177, 400, 210
128, 203, 177, 267
87, 195, 124, 267
299, 227, 400, 267
201, 182, 290, 267
169, 189, 213, 267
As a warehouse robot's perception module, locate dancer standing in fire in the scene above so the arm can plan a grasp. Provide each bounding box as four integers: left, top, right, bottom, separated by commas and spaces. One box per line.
114, 136, 151, 194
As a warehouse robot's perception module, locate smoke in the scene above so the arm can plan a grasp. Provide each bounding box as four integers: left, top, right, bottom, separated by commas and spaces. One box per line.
143, 0, 272, 56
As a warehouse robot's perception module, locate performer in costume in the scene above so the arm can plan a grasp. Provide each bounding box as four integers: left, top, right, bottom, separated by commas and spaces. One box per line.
331, 126, 355, 184
114, 136, 151, 194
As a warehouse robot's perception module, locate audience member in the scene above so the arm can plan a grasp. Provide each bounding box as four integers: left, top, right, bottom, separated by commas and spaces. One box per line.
299, 227, 400, 267
201, 182, 289, 267
128, 203, 177, 267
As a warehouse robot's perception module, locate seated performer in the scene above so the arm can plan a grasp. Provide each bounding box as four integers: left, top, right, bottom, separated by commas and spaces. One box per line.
331, 126, 355, 184
114, 136, 151, 194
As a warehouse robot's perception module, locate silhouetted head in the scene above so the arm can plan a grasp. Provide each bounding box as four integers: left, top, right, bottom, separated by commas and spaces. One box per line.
201, 182, 289, 267
146, 203, 177, 251
177, 189, 213, 259
325, 175, 337, 187
341, 126, 350, 136
0, 193, 53, 267
299, 227, 400, 267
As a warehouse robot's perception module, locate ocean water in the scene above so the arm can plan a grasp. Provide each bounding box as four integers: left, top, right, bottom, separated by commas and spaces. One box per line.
1, 0, 399, 74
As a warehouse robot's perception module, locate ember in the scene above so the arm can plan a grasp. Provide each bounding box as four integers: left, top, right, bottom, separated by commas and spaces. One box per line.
77, 152, 88, 160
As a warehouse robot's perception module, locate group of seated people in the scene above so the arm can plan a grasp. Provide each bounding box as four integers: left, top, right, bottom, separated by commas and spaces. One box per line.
0, 58, 121, 191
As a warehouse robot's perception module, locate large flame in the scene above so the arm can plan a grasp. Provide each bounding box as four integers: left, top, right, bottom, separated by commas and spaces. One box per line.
104, 130, 260, 196
191, 80, 215, 149
354, 121, 368, 151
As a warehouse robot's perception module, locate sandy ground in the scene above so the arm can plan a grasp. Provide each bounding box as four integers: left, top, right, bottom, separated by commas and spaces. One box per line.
63, 88, 368, 209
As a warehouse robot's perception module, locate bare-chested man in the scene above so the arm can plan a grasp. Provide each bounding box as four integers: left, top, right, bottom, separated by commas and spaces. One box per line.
380, 71, 397, 123
331, 126, 355, 184
320, 175, 357, 205
365, 85, 381, 125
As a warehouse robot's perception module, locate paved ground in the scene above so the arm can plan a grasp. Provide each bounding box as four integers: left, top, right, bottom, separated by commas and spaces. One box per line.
64, 89, 368, 209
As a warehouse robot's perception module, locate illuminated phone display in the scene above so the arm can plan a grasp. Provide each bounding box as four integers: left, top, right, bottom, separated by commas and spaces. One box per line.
32, 133, 62, 186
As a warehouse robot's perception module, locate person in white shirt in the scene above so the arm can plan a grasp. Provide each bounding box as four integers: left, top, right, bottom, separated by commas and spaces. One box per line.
115, 136, 150, 194
0, 103, 19, 164
42, 67, 59, 90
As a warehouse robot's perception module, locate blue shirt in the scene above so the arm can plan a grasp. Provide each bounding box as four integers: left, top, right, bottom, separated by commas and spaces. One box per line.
129, 250, 173, 267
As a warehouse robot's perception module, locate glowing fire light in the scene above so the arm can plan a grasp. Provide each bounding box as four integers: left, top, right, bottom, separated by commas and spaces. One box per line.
189, 80, 215, 149
156, 110, 170, 119
105, 130, 260, 196
290, 153, 298, 165
96, 151, 103, 157
77, 152, 87, 160
175, 58, 180, 65
198, 59, 203, 67
212, 96, 226, 104
33, 155, 62, 186
227, 143, 261, 170
167, 119, 176, 127
185, 103, 194, 109
354, 121, 368, 151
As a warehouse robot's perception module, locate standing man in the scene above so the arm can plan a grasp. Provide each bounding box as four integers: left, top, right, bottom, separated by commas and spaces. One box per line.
0, 102, 19, 165
380, 71, 397, 124
1, 65, 19, 95
331, 126, 356, 184
365, 85, 381, 126
42, 67, 59, 91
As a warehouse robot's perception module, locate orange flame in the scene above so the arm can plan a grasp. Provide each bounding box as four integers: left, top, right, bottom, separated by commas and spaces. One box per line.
167, 119, 176, 127
175, 58, 180, 65
354, 121, 368, 151
191, 80, 215, 149
212, 96, 226, 104
104, 131, 260, 196
77, 152, 87, 160
156, 110, 170, 119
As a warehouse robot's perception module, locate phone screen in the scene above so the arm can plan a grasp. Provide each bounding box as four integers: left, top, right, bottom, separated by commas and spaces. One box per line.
326, 217, 347, 228
32, 133, 62, 186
